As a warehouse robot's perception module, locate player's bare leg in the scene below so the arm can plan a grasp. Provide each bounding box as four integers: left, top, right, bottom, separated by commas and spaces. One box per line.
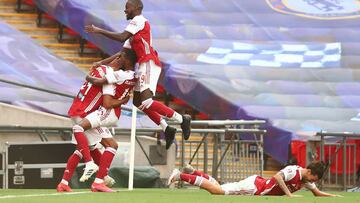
168, 168, 224, 195
76, 119, 98, 182
91, 138, 118, 192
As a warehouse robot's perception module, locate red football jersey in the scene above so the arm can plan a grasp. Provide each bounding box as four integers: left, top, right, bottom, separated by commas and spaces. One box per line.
254, 165, 316, 196
68, 66, 109, 118
102, 75, 137, 118
124, 15, 161, 67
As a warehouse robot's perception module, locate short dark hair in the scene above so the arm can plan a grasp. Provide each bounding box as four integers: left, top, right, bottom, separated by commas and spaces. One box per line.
307, 161, 326, 179
128, 0, 143, 11
122, 49, 137, 65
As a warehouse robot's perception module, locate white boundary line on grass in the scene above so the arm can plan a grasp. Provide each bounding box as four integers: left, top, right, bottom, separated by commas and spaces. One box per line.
0, 191, 91, 199
0, 190, 133, 199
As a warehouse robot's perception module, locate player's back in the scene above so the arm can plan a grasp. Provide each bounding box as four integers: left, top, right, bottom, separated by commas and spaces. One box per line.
68, 66, 110, 118
255, 165, 305, 196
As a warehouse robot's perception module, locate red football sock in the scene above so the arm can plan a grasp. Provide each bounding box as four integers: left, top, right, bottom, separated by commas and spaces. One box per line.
96, 147, 116, 179
73, 125, 92, 162
62, 150, 82, 182
147, 100, 175, 118
90, 148, 102, 166
142, 108, 161, 125
192, 170, 210, 180
180, 173, 197, 184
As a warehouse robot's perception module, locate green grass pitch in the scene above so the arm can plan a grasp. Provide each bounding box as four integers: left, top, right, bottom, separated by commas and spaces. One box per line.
0, 189, 356, 203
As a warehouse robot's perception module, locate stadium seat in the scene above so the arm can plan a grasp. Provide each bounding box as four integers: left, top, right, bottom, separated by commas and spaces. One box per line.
79, 39, 102, 56
58, 25, 79, 42
36, 10, 57, 27
16, 0, 34, 12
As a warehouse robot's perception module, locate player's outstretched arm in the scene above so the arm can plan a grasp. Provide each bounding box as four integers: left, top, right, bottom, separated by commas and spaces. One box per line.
273, 172, 296, 197
85, 24, 132, 43
310, 187, 342, 197
103, 95, 130, 109
86, 75, 108, 86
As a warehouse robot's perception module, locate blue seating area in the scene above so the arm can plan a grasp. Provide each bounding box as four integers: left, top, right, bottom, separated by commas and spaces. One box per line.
27, 0, 360, 162
0, 20, 83, 115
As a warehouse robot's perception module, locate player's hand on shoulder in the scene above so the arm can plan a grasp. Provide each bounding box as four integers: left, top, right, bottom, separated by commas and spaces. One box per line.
85, 24, 100, 33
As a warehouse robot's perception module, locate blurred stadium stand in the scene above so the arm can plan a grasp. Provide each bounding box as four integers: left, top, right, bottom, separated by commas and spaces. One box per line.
33, 0, 360, 164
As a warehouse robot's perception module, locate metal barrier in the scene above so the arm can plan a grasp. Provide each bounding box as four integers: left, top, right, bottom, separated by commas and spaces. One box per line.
0, 152, 4, 189
0, 120, 266, 186
173, 120, 266, 183
317, 131, 360, 190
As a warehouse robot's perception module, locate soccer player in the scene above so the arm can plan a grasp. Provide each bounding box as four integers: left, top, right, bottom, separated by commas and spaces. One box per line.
57, 50, 137, 192
84, 0, 191, 150
168, 161, 341, 197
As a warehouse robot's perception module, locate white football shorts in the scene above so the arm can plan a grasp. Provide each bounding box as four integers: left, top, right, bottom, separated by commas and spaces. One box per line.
71, 107, 118, 146
134, 59, 161, 95
220, 175, 258, 195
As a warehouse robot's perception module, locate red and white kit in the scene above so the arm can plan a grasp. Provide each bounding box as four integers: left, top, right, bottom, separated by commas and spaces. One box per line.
124, 14, 162, 94
68, 66, 136, 145
221, 165, 316, 195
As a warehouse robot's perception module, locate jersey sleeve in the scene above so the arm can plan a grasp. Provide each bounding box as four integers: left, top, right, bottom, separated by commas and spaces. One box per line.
123, 39, 131, 49
304, 182, 317, 190
280, 166, 297, 181
102, 84, 116, 96
125, 16, 145, 35
105, 70, 135, 84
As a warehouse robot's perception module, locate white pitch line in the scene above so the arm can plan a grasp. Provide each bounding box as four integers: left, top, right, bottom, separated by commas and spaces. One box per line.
0, 189, 133, 199
0, 191, 91, 199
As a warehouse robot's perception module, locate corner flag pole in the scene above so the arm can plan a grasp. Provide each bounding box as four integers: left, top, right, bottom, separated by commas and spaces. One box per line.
128, 104, 137, 190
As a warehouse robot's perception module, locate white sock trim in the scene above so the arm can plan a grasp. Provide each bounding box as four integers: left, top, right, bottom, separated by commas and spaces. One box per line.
139, 98, 153, 110
94, 178, 104, 184
61, 179, 69, 185
105, 147, 117, 155
159, 119, 168, 132
194, 176, 204, 186
74, 150, 83, 159
171, 112, 183, 123
72, 125, 84, 133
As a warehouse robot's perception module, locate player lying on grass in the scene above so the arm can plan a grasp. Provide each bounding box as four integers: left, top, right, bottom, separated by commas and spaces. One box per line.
58, 49, 137, 192
168, 161, 341, 197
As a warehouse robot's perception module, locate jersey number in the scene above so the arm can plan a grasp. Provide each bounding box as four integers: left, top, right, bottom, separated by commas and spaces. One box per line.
78, 82, 92, 102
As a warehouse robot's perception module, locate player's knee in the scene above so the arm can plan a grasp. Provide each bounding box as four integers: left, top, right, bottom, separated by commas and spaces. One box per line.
110, 141, 118, 150
133, 98, 141, 107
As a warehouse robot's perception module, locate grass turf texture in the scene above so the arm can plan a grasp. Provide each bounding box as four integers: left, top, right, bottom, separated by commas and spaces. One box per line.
0, 189, 356, 203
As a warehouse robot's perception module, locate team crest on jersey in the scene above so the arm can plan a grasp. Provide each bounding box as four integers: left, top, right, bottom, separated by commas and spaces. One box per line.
266, 0, 360, 20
